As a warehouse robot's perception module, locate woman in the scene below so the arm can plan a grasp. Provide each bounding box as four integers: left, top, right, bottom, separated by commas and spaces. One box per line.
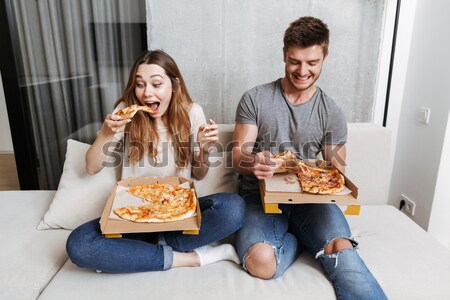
66, 50, 245, 273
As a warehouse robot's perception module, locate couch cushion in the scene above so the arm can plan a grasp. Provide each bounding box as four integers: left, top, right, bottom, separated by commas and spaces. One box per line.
38, 205, 450, 300
38, 253, 335, 300
193, 124, 239, 197
193, 151, 239, 197
0, 191, 70, 300
346, 205, 450, 299
346, 123, 392, 205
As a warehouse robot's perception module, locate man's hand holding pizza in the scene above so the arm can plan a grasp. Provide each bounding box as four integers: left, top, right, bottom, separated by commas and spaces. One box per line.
251, 150, 283, 180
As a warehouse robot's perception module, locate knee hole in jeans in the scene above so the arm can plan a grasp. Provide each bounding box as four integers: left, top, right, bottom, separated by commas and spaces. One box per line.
324, 237, 354, 255
244, 243, 277, 279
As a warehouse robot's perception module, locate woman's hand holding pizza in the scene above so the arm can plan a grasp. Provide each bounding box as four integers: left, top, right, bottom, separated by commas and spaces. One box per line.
103, 113, 131, 134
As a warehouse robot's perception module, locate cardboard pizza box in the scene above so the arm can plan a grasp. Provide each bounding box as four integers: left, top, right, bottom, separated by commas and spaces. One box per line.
100, 176, 201, 238
259, 160, 360, 215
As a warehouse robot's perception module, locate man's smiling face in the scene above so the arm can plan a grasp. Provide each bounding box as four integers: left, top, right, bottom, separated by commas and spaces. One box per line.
283, 44, 327, 93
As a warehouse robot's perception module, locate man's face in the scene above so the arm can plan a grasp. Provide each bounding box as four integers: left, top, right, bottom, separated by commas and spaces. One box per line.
283, 45, 327, 92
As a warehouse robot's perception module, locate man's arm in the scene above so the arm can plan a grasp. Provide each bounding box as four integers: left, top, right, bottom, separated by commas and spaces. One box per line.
232, 123, 281, 179
322, 144, 346, 173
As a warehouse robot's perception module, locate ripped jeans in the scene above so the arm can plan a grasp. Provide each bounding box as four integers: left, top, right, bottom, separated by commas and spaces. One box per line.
235, 193, 387, 300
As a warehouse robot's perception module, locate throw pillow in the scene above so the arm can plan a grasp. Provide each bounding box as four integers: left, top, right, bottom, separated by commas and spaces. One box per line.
37, 139, 120, 230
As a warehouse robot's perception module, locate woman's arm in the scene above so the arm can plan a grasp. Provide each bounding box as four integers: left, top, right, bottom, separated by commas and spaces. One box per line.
191, 119, 218, 180
85, 114, 130, 175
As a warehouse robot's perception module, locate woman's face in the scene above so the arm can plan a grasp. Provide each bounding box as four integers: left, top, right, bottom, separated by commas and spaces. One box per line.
134, 63, 175, 122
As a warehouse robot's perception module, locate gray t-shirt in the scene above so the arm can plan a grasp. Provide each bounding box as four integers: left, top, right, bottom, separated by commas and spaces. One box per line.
235, 78, 347, 194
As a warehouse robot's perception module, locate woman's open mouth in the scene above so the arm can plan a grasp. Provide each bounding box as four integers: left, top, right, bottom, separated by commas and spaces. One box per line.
145, 101, 160, 112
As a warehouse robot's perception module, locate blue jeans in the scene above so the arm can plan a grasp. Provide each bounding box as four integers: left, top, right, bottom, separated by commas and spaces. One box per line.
66, 192, 245, 273
235, 193, 387, 300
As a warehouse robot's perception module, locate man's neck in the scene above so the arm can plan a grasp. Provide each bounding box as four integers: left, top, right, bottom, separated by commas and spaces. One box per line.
281, 78, 316, 105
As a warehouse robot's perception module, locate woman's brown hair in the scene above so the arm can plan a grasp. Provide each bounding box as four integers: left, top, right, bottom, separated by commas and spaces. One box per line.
115, 50, 193, 167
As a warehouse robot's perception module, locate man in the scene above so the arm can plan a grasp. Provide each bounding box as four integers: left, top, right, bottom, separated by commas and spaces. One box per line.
232, 16, 387, 300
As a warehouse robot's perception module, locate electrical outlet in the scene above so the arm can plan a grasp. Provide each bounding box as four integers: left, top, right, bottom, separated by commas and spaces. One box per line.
401, 194, 416, 216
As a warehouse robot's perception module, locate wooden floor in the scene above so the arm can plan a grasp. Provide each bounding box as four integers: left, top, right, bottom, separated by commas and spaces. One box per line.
0, 154, 20, 190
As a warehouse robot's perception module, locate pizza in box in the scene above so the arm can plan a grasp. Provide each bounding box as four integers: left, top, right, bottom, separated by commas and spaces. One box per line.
273, 150, 345, 195
113, 183, 197, 223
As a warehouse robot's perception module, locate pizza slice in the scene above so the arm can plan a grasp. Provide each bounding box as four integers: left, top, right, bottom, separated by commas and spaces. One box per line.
113, 198, 196, 223
114, 104, 154, 119
296, 164, 345, 194
273, 150, 300, 173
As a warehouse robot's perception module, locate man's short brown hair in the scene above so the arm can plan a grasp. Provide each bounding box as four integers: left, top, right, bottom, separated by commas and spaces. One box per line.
283, 16, 329, 56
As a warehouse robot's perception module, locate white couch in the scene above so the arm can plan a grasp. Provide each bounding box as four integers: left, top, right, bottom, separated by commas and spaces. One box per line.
2, 123, 450, 300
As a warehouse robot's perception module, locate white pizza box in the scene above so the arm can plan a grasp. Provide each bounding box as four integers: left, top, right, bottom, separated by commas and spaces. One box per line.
100, 176, 201, 238
259, 160, 360, 215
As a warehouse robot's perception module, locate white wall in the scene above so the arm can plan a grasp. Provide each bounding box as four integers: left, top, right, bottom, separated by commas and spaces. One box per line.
387, 0, 450, 242
0, 72, 14, 153
428, 110, 450, 248
146, 0, 386, 124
